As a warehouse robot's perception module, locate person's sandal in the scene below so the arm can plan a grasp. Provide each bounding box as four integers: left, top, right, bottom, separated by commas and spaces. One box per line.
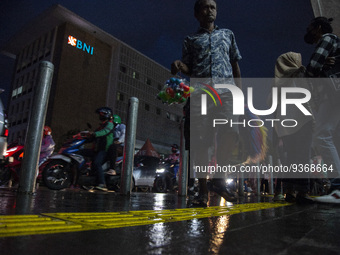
106, 169, 117, 175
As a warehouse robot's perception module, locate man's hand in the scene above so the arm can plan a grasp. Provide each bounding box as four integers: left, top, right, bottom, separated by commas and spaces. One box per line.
325, 57, 335, 66
171, 60, 190, 75
87, 131, 94, 138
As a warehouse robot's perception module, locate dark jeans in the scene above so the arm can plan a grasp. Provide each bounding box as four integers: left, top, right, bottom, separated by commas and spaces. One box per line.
93, 150, 107, 185
261, 179, 269, 193
108, 144, 123, 169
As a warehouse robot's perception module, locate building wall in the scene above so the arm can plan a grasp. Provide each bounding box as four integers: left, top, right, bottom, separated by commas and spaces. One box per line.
115, 44, 182, 149
7, 28, 56, 143
310, 0, 340, 36
7, 16, 182, 153
49, 23, 112, 146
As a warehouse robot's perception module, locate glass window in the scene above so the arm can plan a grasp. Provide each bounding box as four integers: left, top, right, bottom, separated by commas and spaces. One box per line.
120, 65, 127, 73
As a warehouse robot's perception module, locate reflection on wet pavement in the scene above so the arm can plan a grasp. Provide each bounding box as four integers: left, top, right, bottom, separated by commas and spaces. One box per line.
1, 187, 340, 255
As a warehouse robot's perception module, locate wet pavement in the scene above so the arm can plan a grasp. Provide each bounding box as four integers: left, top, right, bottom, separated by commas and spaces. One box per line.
0, 186, 340, 255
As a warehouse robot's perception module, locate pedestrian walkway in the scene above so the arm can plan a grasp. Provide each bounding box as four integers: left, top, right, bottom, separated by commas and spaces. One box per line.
0, 202, 290, 238
0, 186, 339, 255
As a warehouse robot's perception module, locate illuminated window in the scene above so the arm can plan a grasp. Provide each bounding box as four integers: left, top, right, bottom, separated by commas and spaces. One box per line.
117, 92, 124, 102
132, 72, 139, 80
12, 89, 17, 98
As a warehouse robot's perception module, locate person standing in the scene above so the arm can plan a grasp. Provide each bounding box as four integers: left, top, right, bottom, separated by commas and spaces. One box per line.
39, 126, 55, 165
272, 52, 315, 204
171, 0, 242, 205
304, 17, 340, 203
91, 107, 115, 191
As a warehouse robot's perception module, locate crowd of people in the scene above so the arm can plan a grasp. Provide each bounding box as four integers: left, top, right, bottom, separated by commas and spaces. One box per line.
171, 0, 340, 205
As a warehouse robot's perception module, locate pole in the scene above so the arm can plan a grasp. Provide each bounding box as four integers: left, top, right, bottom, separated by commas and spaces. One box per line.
120, 97, 139, 195
18, 61, 54, 194
238, 171, 244, 197
268, 155, 274, 194
178, 119, 188, 197
256, 161, 261, 196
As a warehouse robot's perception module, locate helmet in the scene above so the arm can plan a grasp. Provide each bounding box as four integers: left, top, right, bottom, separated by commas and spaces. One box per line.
171, 144, 179, 153
112, 114, 121, 124
43, 126, 52, 136
96, 107, 113, 121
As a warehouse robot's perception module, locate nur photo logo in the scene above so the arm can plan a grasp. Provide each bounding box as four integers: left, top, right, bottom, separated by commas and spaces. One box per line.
200, 83, 222, 115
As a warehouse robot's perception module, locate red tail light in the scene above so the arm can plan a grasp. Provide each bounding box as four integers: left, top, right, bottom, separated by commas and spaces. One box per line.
4, 128, 8, 137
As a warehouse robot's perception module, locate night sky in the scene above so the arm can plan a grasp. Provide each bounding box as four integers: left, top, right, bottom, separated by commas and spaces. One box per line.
0, 0, 316, 107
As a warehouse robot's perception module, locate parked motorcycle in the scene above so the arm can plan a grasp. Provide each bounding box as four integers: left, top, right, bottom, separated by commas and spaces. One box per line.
133, 156, 159, 192
0, 143, 49, 187
42, 131, 123, 191
153, 160, 179, 193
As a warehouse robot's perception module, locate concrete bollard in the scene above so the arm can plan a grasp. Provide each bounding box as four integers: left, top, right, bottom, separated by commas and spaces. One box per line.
120, 97, 139, 195
256, 161, 261, 196
18, 61, 54, 194
178, 119, 188, 197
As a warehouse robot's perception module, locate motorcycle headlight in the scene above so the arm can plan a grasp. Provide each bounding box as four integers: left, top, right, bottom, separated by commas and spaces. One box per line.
156, 168, 165, 173
226, 179, 233, 184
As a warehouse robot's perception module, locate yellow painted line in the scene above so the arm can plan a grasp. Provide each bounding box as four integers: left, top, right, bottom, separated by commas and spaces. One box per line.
0, 214, 83, 237
0, 202, 291, 238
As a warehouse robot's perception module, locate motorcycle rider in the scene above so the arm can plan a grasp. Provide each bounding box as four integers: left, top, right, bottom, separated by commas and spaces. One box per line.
164, 144, 180, 190
90, 107, 115, 191
39, 126, 55, 165
106, 114, 126, 175
166, 144, 180, 164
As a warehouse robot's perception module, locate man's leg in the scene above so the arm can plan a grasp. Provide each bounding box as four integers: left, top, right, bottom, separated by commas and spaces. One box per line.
313, 101, 340, 190
93, 150, 107, 189
107, 144, 117, 174
212, 132, 238, 201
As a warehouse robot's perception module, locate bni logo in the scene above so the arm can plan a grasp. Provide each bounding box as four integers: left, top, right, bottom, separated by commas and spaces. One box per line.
67, 35, 94, 55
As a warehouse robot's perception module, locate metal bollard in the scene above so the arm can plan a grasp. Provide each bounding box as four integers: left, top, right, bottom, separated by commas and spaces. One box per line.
120, 97, 139, 195
238, 171, 244, 197
18, 61, 54, 194
278, 158, 283, 194
256, 161, 261, 196
178, 119, 188, 197
268, 155, 274, 194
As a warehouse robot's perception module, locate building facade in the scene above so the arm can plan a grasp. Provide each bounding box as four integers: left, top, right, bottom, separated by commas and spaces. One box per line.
310, 0, 340, 36
1, 5, 183, 154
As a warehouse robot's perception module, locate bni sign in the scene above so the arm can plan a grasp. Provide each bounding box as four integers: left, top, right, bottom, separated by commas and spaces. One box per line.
68, 35, 94, 55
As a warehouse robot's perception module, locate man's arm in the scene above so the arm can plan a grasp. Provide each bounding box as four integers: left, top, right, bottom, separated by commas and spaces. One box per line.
171, 37, 192, 76
231, 61, 242, 89
306, 35, 335, 77
94, 122, 114, 137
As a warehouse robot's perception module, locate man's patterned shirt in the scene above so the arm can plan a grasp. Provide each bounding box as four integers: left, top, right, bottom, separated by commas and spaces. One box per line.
182, 26, 242, 78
